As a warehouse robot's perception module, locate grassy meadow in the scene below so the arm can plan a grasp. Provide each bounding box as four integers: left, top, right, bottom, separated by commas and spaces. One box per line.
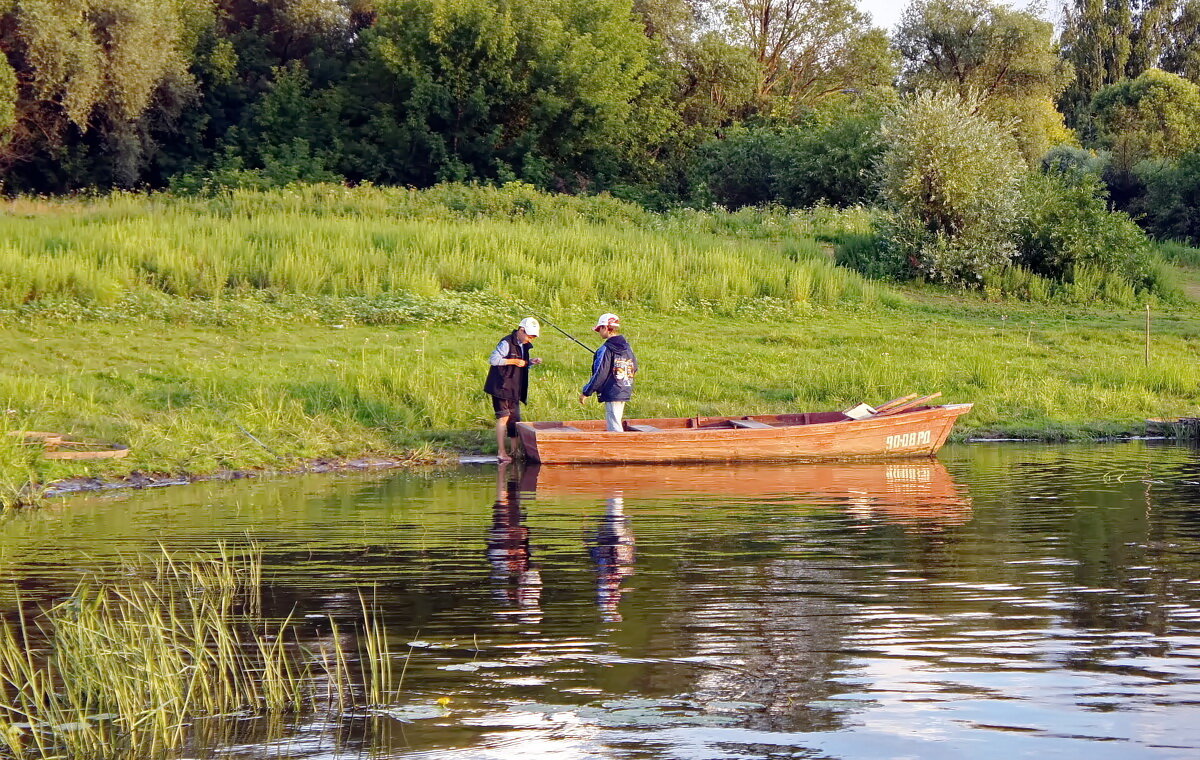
1, 184, 1198, 505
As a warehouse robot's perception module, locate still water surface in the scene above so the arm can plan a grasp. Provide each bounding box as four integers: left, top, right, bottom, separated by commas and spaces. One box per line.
3, 443, 1200, 759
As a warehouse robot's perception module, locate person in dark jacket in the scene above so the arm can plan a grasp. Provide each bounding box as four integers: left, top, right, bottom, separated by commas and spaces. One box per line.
484, 317, 542, 462
578, 313, 637, 432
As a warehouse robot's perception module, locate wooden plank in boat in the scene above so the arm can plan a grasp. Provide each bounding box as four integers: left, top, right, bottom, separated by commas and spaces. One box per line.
729, 419, 774, 429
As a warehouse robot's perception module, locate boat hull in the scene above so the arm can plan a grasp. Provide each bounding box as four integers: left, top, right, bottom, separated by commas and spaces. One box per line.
516, 404, 972, 464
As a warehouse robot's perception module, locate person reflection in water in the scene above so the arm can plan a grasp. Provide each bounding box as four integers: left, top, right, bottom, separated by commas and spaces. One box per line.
487, 464, 542, 621
590, 495, 635, 623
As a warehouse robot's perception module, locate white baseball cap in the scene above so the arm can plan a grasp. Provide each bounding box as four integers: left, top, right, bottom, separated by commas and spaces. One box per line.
518, 317, 540, 336
593, 313, 620, 331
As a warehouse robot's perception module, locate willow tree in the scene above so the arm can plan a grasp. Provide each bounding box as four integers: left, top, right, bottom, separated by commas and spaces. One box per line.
895, 0, 1073, 164
880, 90, 1026, 285
0, 0, 209, 183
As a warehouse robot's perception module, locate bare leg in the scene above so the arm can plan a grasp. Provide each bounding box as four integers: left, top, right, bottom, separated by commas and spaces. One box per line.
496, 416, 512, 462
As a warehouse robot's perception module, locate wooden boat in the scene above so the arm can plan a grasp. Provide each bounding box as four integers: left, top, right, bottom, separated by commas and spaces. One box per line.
516, 395, 971, 464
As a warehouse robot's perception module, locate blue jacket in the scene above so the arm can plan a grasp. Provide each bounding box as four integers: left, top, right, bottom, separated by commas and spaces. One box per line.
582, 335, 637, 402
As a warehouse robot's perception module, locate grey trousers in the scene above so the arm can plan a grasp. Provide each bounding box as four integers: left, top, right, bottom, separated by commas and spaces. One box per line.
604, 401, 626, 432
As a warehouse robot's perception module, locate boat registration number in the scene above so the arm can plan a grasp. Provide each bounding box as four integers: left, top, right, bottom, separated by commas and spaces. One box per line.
886, 430, 932, 449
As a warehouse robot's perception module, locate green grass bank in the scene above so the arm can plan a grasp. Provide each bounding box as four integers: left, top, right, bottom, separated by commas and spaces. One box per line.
1, 185, 1198, 506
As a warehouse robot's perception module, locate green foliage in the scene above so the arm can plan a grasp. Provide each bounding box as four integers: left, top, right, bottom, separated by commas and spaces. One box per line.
879, 90, 1026, 285
895, 0, 1074, 163
1138, 150, 1200, 245
0, 53, 14, 137
1058, 0, 1135, 126
714, 0, 894, 113
1161, 1, 1200, 83
834, 232, 909, 280
1014, 172, 1154, 289
3, 0, 196, 177
1155, 238, 1200, 266
1041, 144, 1108, 180
693, 114, 885, 209
363, 0, 671, 189
1089, 67, 1200, 170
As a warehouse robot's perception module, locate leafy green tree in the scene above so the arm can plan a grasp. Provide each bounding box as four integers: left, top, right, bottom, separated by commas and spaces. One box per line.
1161, 0, 1200, 83
147, 0, 371, 189
894, 0, 1073, 163
696, 88, 892, 207
693, 103, 887, 208
709, 0, 896, 115
1058, 0, 1199, 125
879, 90, 1026, 285
1089, 67, 1200, 171
0, 51, 15, 139
360, 0, 672, 189
631, 0, 760, 126
1058, 0, 1135, 127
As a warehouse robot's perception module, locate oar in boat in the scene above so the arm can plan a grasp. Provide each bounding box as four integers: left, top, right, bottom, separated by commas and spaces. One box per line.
874, 394, 920, 413
875, 392, 942, 417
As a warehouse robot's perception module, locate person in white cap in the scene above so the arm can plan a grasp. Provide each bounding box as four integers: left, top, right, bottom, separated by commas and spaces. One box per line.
579, 313, 637, 432
484, 317, 542, 462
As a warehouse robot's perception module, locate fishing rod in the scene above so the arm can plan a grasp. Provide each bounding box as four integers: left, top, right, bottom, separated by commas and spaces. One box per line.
521, 307, 595, 355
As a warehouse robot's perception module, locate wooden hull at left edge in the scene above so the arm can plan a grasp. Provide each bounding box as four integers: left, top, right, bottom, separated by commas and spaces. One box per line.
515, 404, 972, 464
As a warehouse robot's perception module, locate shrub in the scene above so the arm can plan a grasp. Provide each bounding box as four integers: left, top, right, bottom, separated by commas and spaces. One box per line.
1139, 151, 1200, 245
835, 232, 910, 280
1041, 144, 1107, 180
981, 266, 1054, 302
1015, 172, 1153, 289
693, 116, 885, 210
879, 91, 1026, 285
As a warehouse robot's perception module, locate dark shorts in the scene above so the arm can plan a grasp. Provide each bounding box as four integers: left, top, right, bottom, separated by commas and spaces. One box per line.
491, 397, 521, 437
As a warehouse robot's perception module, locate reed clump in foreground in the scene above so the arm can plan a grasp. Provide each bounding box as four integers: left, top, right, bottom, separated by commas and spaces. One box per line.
0, 545, 397, 759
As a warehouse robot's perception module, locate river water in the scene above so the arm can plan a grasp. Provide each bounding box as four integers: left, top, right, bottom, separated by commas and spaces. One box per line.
3, 442, 1200, 759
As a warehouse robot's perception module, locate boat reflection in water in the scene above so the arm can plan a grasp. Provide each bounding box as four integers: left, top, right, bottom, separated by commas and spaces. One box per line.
526, 458, 972, 532
485, 464, 542, 621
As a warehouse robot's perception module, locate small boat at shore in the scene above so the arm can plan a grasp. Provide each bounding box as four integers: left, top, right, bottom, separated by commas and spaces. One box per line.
516, 393, 972, 464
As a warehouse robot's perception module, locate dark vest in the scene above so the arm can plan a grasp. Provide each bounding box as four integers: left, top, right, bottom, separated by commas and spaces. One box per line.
483, 331, 530, 402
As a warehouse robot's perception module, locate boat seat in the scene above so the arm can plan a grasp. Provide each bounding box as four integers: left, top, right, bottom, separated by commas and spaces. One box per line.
729, 419, 774, 429
625, 423, 661, 433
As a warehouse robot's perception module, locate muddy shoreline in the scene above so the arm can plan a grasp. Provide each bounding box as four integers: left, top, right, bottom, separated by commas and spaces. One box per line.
38, 453, 493, 501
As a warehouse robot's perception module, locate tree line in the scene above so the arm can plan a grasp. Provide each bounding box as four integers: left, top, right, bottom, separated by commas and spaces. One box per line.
4, 1, 1200, 253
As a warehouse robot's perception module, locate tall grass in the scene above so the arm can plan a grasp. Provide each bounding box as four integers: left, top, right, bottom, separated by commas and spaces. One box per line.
0, 185, 879, 313
1156, 240, 1200, 268
0, 546, 397, 759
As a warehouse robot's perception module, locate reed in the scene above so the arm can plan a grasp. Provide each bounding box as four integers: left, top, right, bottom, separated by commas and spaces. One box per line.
0, 546, 398, 760
0, 186, 875, 313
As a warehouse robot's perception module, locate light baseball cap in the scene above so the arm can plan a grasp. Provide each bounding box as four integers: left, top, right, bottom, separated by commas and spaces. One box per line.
593, 313, 620, 331
518, 317, 540, 336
